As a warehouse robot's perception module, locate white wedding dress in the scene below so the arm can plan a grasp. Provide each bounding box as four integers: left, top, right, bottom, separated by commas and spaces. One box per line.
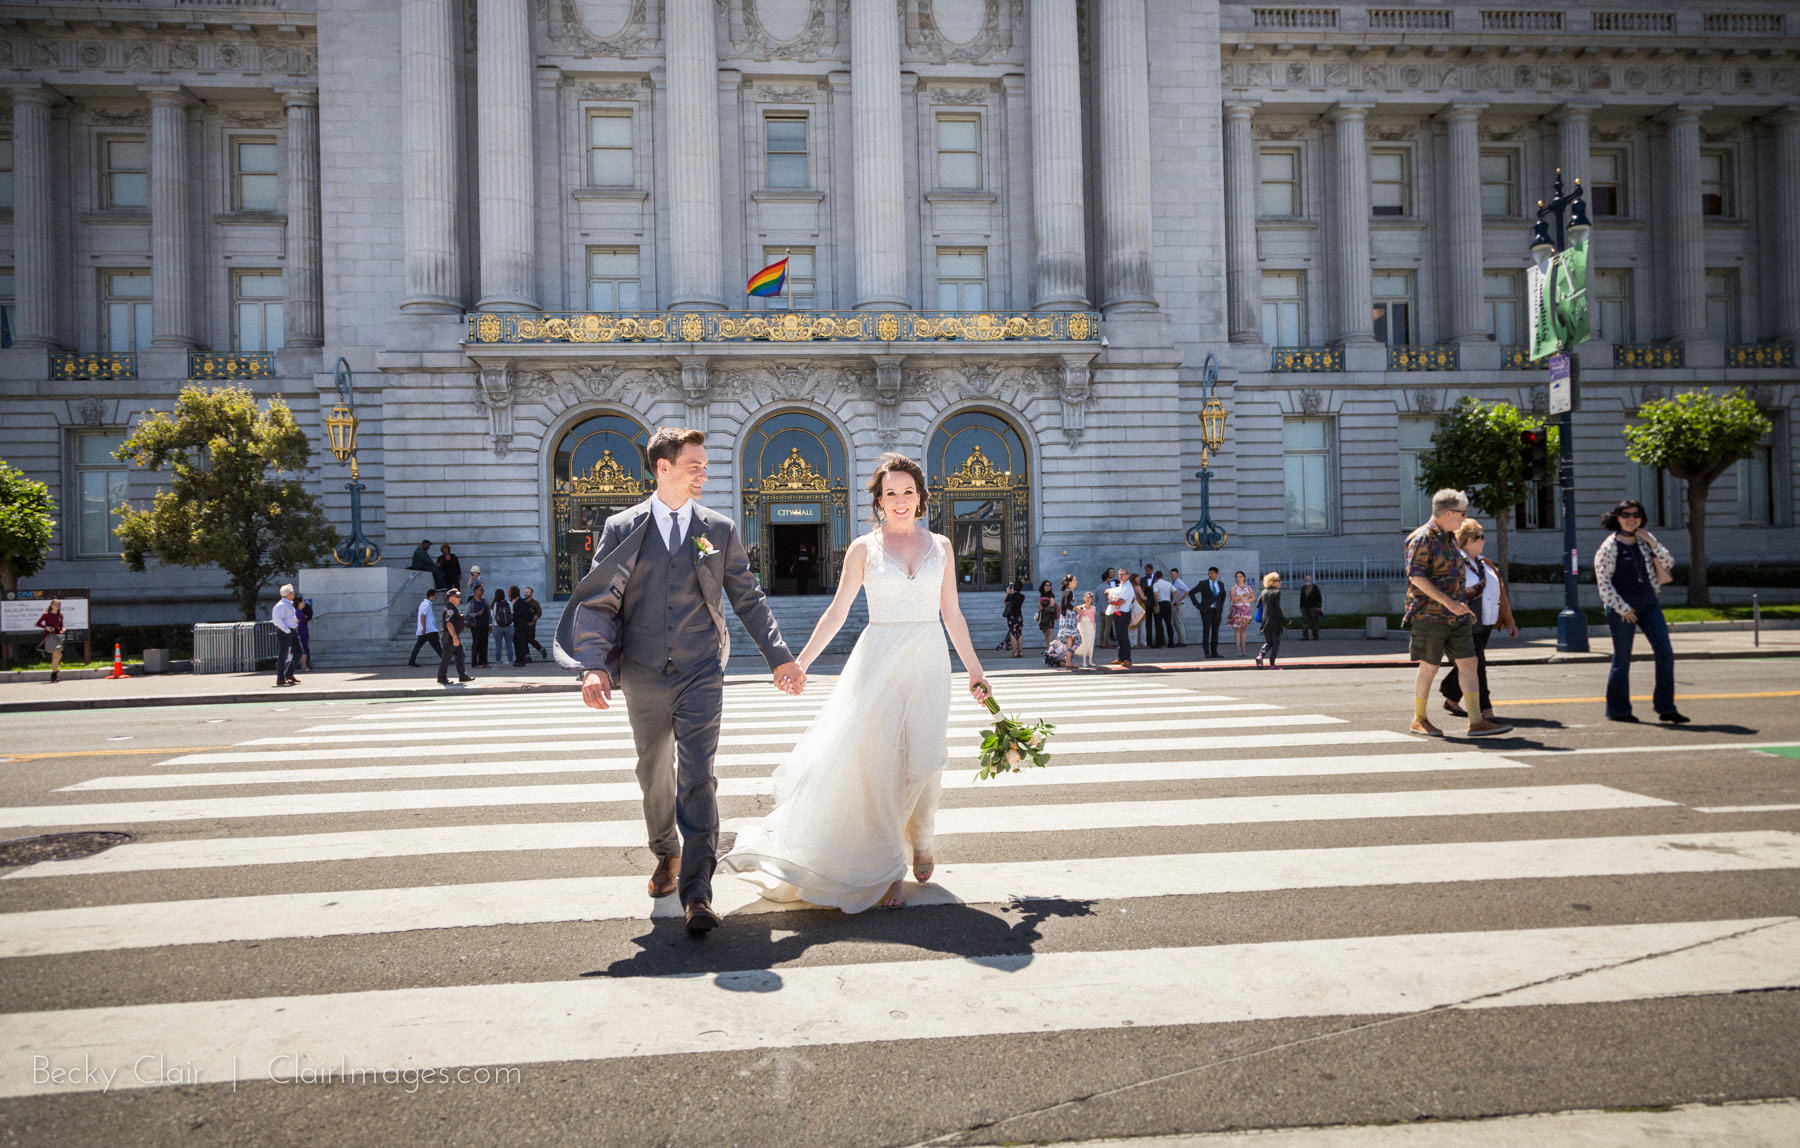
721, 529, 951, 913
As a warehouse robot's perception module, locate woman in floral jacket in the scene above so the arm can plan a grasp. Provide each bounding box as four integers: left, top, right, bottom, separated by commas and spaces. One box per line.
1594, 499, 1686, 724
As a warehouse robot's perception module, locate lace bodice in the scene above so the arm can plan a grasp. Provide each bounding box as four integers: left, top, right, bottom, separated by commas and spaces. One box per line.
863, 529, 945, 625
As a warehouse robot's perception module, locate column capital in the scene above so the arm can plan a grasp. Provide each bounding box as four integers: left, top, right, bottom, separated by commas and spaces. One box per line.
276, 87, 319, 111
1325, 100, 1374, 123
1659, 103, 1711, 125
1770, 103, 1800, 126
1437, 101, 1486, 124
2, 82, 60, 108
1223, 99, 1260, 119
139, 84, 193, 109
1554, 98, 1605, 120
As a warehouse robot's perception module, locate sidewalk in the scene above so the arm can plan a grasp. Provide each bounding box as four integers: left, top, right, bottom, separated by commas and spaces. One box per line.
2, 626, 1794, 714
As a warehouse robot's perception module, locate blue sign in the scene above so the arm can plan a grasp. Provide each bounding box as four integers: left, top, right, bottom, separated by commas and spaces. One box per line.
771, 503, 822, 523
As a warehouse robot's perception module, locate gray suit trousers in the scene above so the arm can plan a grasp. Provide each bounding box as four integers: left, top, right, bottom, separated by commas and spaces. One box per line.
621, 655, 725, 906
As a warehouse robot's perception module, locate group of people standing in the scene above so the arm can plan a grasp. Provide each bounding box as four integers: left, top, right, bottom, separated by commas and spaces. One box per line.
410, 584, 546, 686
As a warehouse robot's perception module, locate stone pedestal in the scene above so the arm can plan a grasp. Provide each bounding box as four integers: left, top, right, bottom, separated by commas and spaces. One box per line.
298, 566, 437, 665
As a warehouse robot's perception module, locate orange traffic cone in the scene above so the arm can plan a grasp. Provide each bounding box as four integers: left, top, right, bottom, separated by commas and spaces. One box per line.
107, 643, 128, 679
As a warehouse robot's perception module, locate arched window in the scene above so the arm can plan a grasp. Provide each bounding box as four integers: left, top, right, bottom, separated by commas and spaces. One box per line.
928, 410, 1031, 591
550, 412, 650, 597
739, 410, 851, 595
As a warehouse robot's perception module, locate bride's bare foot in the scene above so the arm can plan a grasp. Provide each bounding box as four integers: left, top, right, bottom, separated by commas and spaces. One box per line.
880, 880, 906, 909
913, 854, 935, 883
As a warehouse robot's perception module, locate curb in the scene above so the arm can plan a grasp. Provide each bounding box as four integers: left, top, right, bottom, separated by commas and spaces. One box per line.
0, 645, 1791, 715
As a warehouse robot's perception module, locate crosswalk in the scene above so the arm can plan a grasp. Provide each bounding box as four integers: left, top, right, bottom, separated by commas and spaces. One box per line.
1, 672, 1796, 1103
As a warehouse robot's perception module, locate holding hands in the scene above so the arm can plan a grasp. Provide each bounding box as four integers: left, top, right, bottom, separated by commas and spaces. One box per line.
774, 661, 806, 696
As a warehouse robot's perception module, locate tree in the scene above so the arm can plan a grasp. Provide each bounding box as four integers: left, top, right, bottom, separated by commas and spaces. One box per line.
115, 385, 339, 620
0, 460, 56, 596
1414, 396, 1557, 581
1623, 388, 1773, 607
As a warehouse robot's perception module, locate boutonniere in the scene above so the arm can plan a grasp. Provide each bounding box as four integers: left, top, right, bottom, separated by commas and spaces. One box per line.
693, 536, 718, 560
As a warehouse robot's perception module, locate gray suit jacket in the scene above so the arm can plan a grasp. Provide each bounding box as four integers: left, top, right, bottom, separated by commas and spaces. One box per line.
553, 498, 792, 682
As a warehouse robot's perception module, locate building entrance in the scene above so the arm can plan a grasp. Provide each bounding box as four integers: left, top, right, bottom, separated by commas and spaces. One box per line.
550, 414, 650, 598
766, 523, 827, 596
740, 411, 851, 596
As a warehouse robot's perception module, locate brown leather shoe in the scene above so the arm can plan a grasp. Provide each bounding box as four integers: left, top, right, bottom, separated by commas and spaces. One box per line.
1465, 718, 1513, 738
1409, 717, 1445, 738
647, 855, 679, 898
684, 899, 721, 933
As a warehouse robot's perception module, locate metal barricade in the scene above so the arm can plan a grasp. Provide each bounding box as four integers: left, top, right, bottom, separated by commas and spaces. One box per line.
192, 621, 278, 674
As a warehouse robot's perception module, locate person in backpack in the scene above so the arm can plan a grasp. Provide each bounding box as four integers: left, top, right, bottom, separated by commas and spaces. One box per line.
492, 588, 514, 667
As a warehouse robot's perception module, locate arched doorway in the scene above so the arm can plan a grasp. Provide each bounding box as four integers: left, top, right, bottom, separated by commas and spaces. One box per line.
739, 410, 851, 595
928, 410, 1031, 591
550, 412, 650, 598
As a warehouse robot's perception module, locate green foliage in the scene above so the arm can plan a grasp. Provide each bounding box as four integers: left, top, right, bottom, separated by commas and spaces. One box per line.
114, 385, 338, 620
0, 460, 57, 595
1414, 397, 1557, 577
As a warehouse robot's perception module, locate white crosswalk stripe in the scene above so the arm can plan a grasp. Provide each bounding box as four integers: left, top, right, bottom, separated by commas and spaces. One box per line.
2, 668, 1794, 1103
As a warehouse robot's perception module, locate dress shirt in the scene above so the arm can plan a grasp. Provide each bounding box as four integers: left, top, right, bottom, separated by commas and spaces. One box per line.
1153, 578, 1174, 604
272, 598, 299, 634
1105, 583, 1135, 616
1170, 577, 1190, 605
416, 597, 438, 635
650, 496, 695, 552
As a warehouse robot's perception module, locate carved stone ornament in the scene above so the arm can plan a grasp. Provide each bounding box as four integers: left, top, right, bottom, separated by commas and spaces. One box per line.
477, 365, 517, 457
1297, 388, 1322, 415
755, 84, 821, 104
576, 82, 641, 102
80, 43, 106, 69
79, 398, 105, 427
169, 43, 200, 70
929, 85, 992, 105
909, 0, 1009, 65
1639, 385, 1665, 406
223, 109, 286, 128
1413, 390, 1437, 414
1529, 386, 1548, 414
545, 0, 657, 58
1371, 125, 1415, 142
738, 0, 835, 61
92, 107, 150, 127
1253, 124, 1303, 141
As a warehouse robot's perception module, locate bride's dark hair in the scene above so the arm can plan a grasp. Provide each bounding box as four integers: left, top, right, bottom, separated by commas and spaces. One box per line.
867, 452, 929, 524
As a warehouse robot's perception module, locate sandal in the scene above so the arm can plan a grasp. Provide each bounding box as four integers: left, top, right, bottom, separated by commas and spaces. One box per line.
914, 855, 935, 883
880, 880, 907, 910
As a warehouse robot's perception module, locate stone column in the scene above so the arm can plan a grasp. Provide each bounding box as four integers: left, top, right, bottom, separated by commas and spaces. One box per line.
1094, 0, 1156, 312
7, 85, 57, 348
1773, 106, 1800, 341
400, 0, 463, 313
1443, 103, 1485, 344
1327, 102, 1374, 343
1028, 0, 1087, 310
1223, 100, 1260, 343
145, 86, 196, 348
666, 0, 725, 310
477, 0, 537, 312
850, 0, 906, 309
1664, 106, 1709, 343
280, 90, 324, 346
1555, 100, 1599, 190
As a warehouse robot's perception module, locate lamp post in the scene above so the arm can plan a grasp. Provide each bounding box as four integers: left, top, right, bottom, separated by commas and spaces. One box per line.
1530, 170, 1593, 652
1185, 353, 1229, 550
325, 356, 381, 566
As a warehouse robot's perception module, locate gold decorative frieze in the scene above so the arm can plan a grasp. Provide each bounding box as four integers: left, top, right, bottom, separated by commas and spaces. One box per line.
943, 444, 1015, 492
1501, 344, 1549, 371
1388, 344, 1459, 372
50, 352, 136, 382
556, 450, 648, 499
1613, 343, 1684, 369
1269, 346, 1344, 373
757, 447, 831, 493
188, 351, 276, 380
1726, 343, 1795, 369
465, 310, 1101, 346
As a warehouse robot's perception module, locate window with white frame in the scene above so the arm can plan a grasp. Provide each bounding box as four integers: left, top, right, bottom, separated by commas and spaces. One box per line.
1483, 271, 1522, 344
1257, 148, 1301, 217
1516, 480, 1559, 530
756, 247, 815, 310
936, 248, 986, 311
232, 138, 278, 212
935, 115, 981, 189
1587, 150, 1624, 217
1370, 149, 1409, 217
764, 115, 808, 189
1398, 416, 1438, 529
1371, 271, 1415, 345
73, 431, 129, 558
1706, 268, 1739, 344
1260, 271, 1305, 345
102, 271, 152, 351
0, 135, 12, 210
102, 136, 148, 209
1479, 151, 1518, 218
1737, 416, 1783, 526
1283, 418, 1334, 534
1592, 268, 1632, 343
586, 110, 633, 185
1626, 459, 1675, 530
232, 271, 284, 351
1700, 150, 1731, 217
586, 247, 641, 311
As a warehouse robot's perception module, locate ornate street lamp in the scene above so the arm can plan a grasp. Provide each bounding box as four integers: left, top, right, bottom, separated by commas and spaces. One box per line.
1185, 353, 1229, 550
1530, 169, 1591, 653
328, 356, 381, 566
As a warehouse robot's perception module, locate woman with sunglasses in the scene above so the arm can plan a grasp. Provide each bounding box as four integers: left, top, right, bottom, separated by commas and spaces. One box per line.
1440, 519, 1517, 722
1595, 499, 1687, 723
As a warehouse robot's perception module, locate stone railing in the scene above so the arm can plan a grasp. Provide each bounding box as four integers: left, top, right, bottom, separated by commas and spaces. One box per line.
1500, 345, 1550, 371
188, 351, 277, 380
1591, 11, 1675, 33
1479, 9, 1564, 32
1387, 344, 1459, 372
465, 310, 1101, 346
1726, 343, 1796, 369
1367, 8, 1452, 30
50, 352, 136, 381
1251, 7, 1340, 29
1270, 346, 1344, 372
1223, 5, 1787, 39
1613, 343, 1684, 369
1704, 12, 1783, 34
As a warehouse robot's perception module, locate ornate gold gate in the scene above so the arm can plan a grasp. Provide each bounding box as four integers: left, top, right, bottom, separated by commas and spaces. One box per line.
551, 448, 650, 596
930, 444, 1030, 590
742, 446, 851, 593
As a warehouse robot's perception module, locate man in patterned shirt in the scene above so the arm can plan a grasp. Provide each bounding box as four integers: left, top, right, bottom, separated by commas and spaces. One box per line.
1403, 489, 1510, 738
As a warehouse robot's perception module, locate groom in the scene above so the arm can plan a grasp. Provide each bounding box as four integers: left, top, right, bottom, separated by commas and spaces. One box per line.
555, 427, 805, 934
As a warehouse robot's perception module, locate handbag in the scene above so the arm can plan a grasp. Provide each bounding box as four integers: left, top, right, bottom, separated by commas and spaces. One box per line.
1650, 551, 1675, 588
1253, 602, 1263, 625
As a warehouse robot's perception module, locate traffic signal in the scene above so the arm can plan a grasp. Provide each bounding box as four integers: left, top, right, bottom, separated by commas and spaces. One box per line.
1520, 427, 1551, 483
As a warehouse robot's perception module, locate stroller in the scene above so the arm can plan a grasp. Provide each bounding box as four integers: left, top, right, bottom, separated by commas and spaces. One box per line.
1043, 635, 1072, 668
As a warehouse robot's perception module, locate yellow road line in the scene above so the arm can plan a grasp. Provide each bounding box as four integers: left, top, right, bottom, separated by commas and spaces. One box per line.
1496, 689, 1800, 707
0, 746, 232, 763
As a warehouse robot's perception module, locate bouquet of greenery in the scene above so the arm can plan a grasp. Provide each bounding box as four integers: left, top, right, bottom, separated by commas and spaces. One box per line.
974, 693, 1056, 781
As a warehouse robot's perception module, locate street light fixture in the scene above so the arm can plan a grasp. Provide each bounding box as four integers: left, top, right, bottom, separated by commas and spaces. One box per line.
329, 356, 380, 566
1185, 354, 1229, 551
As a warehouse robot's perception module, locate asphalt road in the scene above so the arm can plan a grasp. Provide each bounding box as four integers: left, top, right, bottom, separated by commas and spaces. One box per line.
0, 657, 1796, 1147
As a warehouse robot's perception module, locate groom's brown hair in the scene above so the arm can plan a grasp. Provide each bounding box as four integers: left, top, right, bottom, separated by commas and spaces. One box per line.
646, 427, 706, 475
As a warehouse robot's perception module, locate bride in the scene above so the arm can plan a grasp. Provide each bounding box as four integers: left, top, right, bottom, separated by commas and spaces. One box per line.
721, 452, 990, 911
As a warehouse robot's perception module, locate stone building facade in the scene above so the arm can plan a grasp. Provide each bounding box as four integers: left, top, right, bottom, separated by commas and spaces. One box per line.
0, 0, 1794, 626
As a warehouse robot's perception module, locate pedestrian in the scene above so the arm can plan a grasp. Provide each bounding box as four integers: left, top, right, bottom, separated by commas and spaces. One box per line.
1255, 571, 1286, 669
1128, 573, 1149, 649
467, 564, 486, 599
510, 586, 531, 665
296, 594, 315, 671
1151, 569, 1174, 648
1227, 571, 1255, 657
1105, 562, 1135, 667
437, 587, 472, 685
1074, 591, 1098, 669
436, 542, 463, 594
517, 586, 547, 662
1404, 489, 1510, 738
492, 585, 515, 667
466, 585, 492, 667
1096, 568, 1116, 648
272, 583, 302, 687
1059, 574, 1077, 620
1596, 499, 1687, 724
1168, 567, 1190, 647
1196, 567, 1226, 658
1298, 574, 1324, 640
409, 538, 440, 587
1001, 581, 1025, 657
1035, 579, 1057, 650
1441, 518, 1518, 723
33, 598, 66, 683
408, 588, 443, 666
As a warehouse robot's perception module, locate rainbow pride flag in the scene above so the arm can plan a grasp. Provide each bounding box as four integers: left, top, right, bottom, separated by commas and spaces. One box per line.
746, 257, 789, 298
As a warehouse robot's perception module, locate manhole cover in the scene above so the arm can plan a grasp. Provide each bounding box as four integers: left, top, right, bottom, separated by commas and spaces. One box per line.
0, 832, 134, 867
